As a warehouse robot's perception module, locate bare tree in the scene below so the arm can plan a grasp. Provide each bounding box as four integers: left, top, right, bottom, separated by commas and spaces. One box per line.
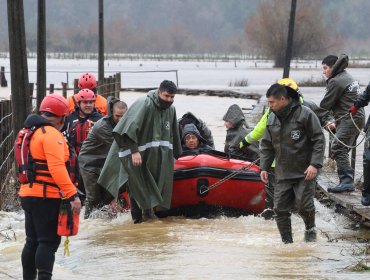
245, 0, 336, 67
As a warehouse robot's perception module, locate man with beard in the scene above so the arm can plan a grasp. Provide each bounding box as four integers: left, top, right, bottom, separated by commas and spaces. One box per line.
260, 83, 325, 244
112, 80, 182, 223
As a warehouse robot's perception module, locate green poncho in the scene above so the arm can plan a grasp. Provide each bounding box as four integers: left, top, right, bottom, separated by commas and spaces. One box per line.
100, 90, 181, 210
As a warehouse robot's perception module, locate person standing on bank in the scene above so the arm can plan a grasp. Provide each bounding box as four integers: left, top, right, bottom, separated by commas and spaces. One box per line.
349, 82, 370, 206
320, 54, 365, 193
78, 98, 128, 218
17, 94, 81, 280
260, 84, 325, 244
112, 80, 182, 223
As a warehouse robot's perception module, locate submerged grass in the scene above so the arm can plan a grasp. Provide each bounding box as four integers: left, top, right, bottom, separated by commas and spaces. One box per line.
228, 78, 249, 87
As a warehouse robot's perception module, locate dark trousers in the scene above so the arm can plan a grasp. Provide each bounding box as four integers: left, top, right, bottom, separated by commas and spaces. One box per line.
331, 117, 363, 170
274, 178, 316, 234
20, 197, 61, 280
265, 169, 276, 209
363, 130, 370, 194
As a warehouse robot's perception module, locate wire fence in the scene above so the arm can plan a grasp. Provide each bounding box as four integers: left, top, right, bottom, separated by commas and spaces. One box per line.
0, 100, 14, 197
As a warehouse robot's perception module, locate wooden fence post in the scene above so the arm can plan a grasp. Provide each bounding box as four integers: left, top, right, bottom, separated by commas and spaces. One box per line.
0, 66, 7, 87
49, 84, 54, 94
62, 82, 67, 98
115, 72, 121, 98
73, 79, 79, 94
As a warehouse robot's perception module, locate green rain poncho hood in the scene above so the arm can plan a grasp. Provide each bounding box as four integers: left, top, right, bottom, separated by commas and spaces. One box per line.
111, 90, 181, 210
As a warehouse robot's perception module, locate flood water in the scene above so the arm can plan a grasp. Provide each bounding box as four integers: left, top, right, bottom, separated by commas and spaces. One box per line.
1, 202, 369, 280
1, 64, 369, 279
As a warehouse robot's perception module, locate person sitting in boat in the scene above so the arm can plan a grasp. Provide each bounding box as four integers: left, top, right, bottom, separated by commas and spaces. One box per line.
178, 112, 215, 148
181, 123, 212, 154
223, 104, 259, 162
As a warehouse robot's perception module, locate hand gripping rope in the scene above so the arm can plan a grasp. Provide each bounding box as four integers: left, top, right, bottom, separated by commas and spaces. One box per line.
199, 158, 260, 195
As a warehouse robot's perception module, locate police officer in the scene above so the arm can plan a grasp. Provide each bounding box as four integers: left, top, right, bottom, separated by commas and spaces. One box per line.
260, 84, 325, 243
320, 54, 365, 193
240, 78, 334, 219
349, 82, 370, 206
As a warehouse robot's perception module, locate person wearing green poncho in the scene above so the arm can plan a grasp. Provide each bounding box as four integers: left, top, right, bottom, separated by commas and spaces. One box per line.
112, 80, 182, 223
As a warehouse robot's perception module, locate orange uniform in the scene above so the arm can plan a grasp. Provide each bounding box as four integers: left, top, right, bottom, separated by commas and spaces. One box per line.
67, 94, 107, 116
95, 94, 107, 116
67, 95, 79, 113
19, 126, 77, 199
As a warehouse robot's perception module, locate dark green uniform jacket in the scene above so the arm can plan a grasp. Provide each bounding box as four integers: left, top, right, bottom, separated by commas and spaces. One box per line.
260, 99, 325, 181
112, 90, 182, 210
320, 54, 365, 122
223, 104, 259, 161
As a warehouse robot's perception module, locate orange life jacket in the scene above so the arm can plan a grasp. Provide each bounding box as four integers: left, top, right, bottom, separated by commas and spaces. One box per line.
16, 125, 77, 199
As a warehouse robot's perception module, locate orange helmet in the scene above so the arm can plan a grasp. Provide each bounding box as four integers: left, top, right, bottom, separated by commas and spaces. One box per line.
39, 94, 69, 117
78, 73, 97, 90
77, 89, 96, 102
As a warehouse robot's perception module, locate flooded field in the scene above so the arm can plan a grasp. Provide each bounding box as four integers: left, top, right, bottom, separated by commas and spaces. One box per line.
0, 60, 369, 279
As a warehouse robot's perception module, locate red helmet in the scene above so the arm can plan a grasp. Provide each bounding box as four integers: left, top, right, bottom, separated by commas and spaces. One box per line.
77, 89, 96, 102
78, 73, 97, 90
39, 94, 69, 117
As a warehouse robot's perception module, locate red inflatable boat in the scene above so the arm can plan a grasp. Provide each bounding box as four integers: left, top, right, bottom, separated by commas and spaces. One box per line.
159, 151, 266, 217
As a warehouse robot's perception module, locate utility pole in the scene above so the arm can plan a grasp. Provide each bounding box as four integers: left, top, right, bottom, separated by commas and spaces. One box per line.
7, 0, 30, 133
37, 0, 46, 111
98, 0, 104, 84
283, 0, 297, 78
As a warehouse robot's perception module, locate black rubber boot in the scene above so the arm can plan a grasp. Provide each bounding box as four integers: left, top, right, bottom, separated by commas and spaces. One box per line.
361, 161, 370, 206
129, 195, 143, 224
37, 269, 53, 280
300, 210, 317, 242
328, 169, 354, 193
276, 214, 293, 244
362, 193, 370, 206
304, 228, 317, 242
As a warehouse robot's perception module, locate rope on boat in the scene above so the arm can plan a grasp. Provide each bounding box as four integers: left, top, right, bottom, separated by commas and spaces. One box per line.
199, 112, 370, 194
199, 158, 260, 195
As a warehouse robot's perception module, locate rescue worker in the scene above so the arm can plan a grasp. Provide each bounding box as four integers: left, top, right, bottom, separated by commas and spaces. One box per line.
239, 78, 334, 218
178, 112, 215, 148
320, 54, 365, 193
260, 83, 325, 244
223, 104, 259, 161
18, 94, 81, 280
78, 98, 128, 218
349, 82, 370, 206
67, 73, 108, 115
108, 80, 182, 223
181, 123, 212, 153
65, 89, 102, 197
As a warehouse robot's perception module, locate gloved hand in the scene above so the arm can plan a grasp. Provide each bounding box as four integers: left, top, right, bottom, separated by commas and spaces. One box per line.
349, 105, 358, 116
239, 139, 250, 154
